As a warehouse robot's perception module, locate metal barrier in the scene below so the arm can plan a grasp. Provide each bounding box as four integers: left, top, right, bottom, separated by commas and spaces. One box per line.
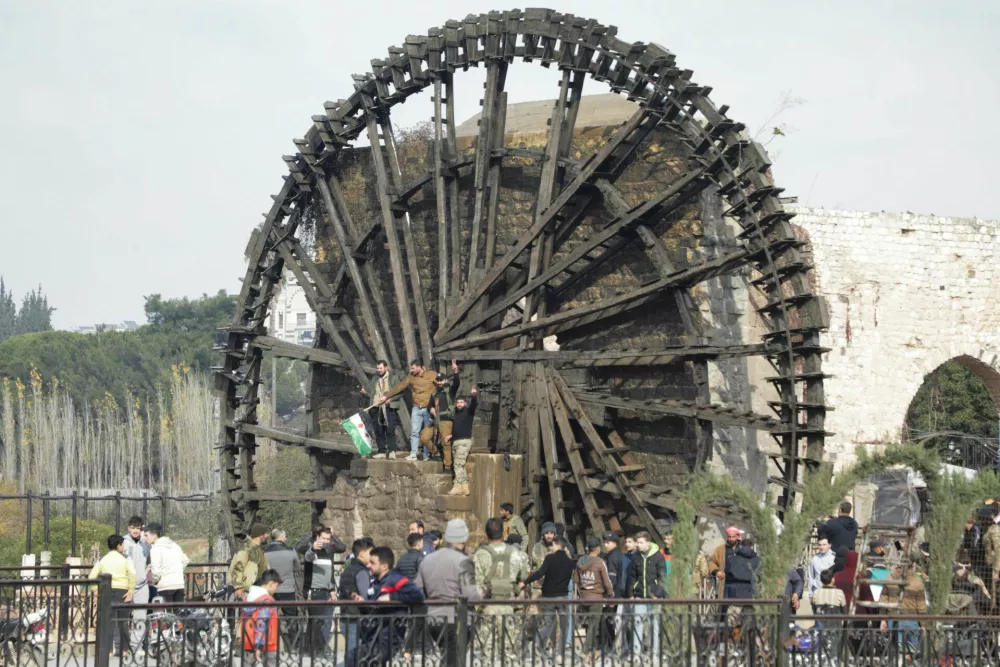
5, 580, 998, 667
0, 491, 216, 558
0, 577, 102, 667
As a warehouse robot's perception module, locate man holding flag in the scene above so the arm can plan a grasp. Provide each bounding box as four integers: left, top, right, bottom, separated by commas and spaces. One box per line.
377, 359, 454, 461
359, 360, 401, 459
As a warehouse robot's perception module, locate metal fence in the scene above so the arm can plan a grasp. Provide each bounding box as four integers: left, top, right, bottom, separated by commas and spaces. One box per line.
1, 577, 998, 667
0, 491, 217, 559
0, 564, 231, 602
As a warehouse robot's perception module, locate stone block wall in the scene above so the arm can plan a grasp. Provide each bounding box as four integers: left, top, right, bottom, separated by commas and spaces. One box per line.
792, 207, 1000, 471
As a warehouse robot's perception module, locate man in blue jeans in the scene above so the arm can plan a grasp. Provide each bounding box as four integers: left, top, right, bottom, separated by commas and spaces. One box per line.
379, 360, 444, 460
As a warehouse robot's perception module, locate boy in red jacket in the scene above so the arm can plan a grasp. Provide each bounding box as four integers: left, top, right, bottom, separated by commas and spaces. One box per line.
242, 569, 283, 666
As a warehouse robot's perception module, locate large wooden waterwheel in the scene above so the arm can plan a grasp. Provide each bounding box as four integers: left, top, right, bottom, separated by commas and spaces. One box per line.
216, 9, 830, 544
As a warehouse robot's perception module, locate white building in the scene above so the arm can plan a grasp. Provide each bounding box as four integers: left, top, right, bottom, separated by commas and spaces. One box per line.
267, 275, 316, 345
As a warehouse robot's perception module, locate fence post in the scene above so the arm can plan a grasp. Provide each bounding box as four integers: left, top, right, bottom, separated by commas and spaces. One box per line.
95, 573, 113, 667
208, 536, 214, 562
71, 491, 78, 556
43, 491, 51, 550
142, 493, 148, 525
82, 490, 89, 520
114, 491, 122, 534
160, 496, 167, 532
776, 597, 791, 667
455, 597, 468, 667
25, 491, 33, 555
59, 563, 70, 640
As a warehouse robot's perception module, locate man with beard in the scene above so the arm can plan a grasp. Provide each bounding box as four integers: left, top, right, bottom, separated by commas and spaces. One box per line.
361, 360, 401, 459
423, 361, 460, 467
708, 527, 742, 599
379, 360, 442, 461
500, 503, 529, 553
445, 386, 478, 496
532, 523, 558, 573
363, 547, 425, 665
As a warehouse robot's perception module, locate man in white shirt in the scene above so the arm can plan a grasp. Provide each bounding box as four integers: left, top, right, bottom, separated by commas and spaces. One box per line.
807, 537, 836, 596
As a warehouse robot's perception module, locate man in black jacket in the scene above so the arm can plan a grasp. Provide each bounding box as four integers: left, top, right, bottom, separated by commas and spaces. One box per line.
818, 502, 859, 552
601, 534, 626, 652
625, 532, 666, 656
338, 538, 373, 667
446, 387, 478, 496
395, 533, 425, 578
520, 537, 575, 657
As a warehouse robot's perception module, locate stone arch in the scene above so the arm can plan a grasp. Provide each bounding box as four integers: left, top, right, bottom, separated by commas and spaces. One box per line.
950, 354, 1000, 415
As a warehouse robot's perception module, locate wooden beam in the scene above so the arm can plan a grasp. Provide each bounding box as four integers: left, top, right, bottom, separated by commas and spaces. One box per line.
446, 344, 767, 365
572, 390, 781, 432
467, 59, 508, 282
240, 423, 358, 455
327, 173, 402, 369
273, 241, 369, 382
378, 116, 434, 365
241, 491, 331, 503
548, 368, 662, 541
247, 335, 371, 371
366, 114, 418, 363
435, 244, 752, 352
521, 69, 584, 346
545, 370, 609, 536
440, 167, 708, 343
436, 102, 664, 339
310, 179, 392, 364
535, 363, 570, 529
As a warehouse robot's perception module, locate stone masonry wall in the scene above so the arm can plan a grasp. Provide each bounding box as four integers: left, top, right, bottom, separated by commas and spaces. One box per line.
793, 207, 1000, 470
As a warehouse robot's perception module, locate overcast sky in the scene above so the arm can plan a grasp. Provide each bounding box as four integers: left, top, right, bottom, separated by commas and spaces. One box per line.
1, 0, 997, 329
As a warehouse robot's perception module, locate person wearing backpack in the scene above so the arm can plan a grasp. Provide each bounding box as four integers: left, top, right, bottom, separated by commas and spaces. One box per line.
473, 518, 530, 659
241, 570, 283, 667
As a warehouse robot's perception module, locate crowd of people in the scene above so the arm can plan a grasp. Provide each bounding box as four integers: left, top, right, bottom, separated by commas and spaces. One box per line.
88, 495, 1000, 663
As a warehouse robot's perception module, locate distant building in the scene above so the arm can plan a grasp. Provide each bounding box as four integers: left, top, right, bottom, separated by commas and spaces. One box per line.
70, 321, 140, 334
267, 275, 316, 345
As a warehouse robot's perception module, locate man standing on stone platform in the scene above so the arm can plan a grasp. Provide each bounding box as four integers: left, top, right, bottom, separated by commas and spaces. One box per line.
379, 360, 440, 461
423, 360, 460, 467
446, 385, 478, 496
361, 360, 401, 459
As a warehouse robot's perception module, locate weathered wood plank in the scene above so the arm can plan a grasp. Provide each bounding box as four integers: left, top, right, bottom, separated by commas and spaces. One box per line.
327, 173, 402, 368
467, 59, 508, 282
446, 344, 766, 365
441, 167, 707, 343
535, 362, 571, 529
548, 368, 662, 541
316, 177, 391, 362
273, 241, 369, 381
241, 491, 332, 503
435, 244, 753, 352
248, 335, 366, 370
366, 115, 418, 362
520, 68, 583, 346
437, 102, 664, 339
572, 389, 781, 431
379, 116, 434, 365
240, 423, 358, 455
545, 370, 609, 536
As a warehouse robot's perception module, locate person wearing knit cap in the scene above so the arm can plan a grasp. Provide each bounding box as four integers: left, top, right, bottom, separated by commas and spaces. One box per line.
415, 519, 481, 664
229, 523, 270, 599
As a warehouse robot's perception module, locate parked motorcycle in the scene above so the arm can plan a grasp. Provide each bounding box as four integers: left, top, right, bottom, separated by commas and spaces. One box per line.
147, 588, 232, 667
0, 607, 49, 667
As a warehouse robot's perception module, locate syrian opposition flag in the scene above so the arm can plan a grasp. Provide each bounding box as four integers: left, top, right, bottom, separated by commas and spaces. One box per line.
341, 412, 374, 456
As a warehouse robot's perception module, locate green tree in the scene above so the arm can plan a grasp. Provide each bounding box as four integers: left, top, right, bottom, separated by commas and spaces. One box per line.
0, 291, 237, 409
265, 357, 307, 417
14, 286, 53, 336
905, 360, 998, 463
0, 279, 15, 344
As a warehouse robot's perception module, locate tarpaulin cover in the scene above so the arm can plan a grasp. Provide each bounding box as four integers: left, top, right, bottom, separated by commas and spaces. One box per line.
869, 469, 920, 527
